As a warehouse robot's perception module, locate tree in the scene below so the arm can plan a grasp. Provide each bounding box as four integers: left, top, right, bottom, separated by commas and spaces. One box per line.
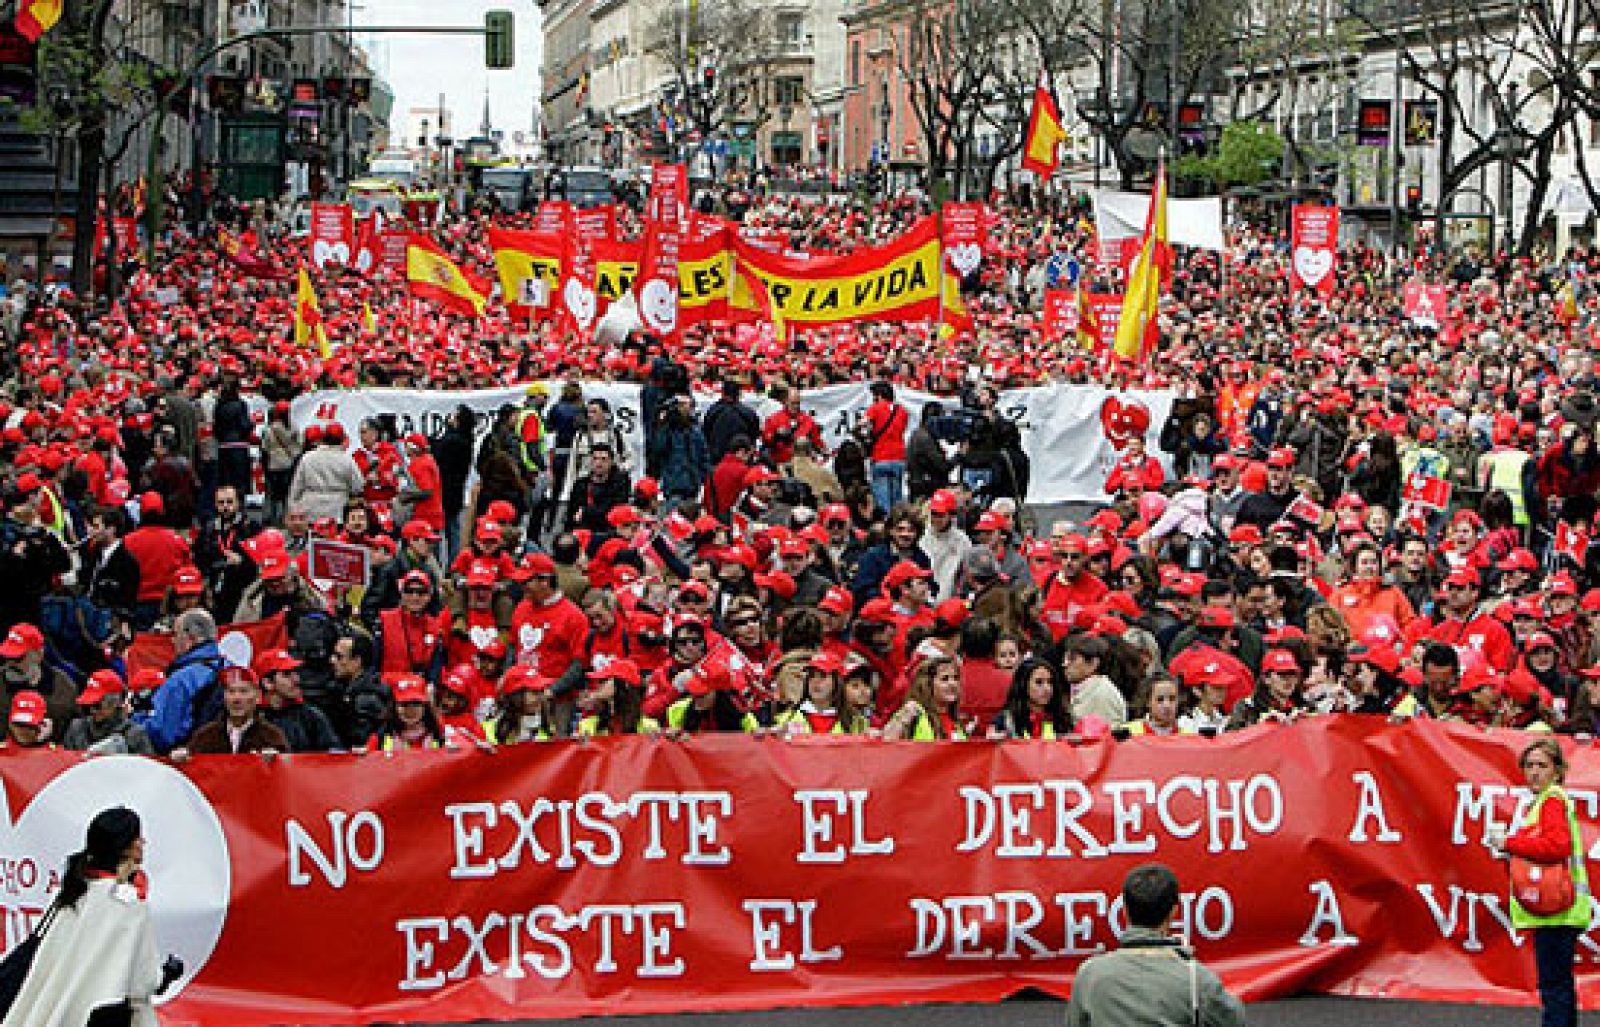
641, 0, 780, 168
1175, 119, 1283, 191
1354, 0, 1585, 253
23, 1, 166, 297
1063, 0, 1244, 187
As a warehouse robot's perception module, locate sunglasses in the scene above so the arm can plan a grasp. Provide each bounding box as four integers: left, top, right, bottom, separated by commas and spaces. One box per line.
402, 587, 431, 596
728, 617, 760, 628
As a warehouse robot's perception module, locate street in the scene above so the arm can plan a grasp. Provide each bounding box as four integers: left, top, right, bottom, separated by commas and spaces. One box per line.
396, 995, 1539, 1026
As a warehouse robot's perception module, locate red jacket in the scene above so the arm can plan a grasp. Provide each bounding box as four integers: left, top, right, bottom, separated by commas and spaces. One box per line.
1409, 609, 1515, 672
706, 455, 749, 518
380, 607, 446, 678
1040, 571, 1109, 642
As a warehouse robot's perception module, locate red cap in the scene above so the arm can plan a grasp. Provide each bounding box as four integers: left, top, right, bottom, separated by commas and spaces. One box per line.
755, 570, 796, 600
927, 489, 958, 514
819, 587, 853, 616
0, 623, 43, 659
634, 477, 661, 500
402, 520, 440, 541
743, 465, 780, 488
77, 669, 125, 706
1497, 549, 1538, 572
9, 691, 45, 726
821, 503, 851, 525
857, 598, 899, 624
1548, 573, 1579, 597
587, 658, 641, 686
1443, 567, 1481, 590
399, 569, 433, 591
1228, 525, 1264, 546
258, 649, 303, 674
219, 665, 259, 689
1347, 644, 1400, 675
257, 552, 290, 580
391, 674, 430, 704
139, 490, 164, 515
514, 552, 557, 579
934, 598, 970, 629
882, 560, 933, 593
974, 511, 1006, 532
172, 565, 205, 596
1197, 606, 1236, 630
466, 560, 499, 588
1525, 632, 1558, 652
402, 432, 429, 450
1266, 448, 1297, 468
1261, 649, 1302, 674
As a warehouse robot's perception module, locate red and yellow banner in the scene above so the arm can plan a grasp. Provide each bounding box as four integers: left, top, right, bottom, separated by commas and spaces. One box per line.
0, 719, 1593, 1024
730, 216, 941, 328
406, 235, 487, 318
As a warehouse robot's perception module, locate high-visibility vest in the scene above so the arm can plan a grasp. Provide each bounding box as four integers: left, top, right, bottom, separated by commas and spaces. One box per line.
577, 714, 660, 736
1123, 719, 1193, 738
515, 408, 548, 473
906, 710, 967, 741
665, 697, 760, 733
1481, 449, 1532, 526
1509, 785, 1592, 929
486, 718, 550, 744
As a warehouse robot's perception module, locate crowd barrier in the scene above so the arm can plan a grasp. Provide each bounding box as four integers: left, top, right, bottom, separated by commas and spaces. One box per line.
0, 718, 1588, 1024
289, 381, 1179, 507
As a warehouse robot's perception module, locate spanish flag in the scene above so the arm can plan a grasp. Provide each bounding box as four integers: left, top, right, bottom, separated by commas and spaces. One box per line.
1021, 78, 1068, 178
1113, 161, 1170, 363
1556, 275, 1580, 326
406, 235, 487, 318
15, 0, 62, 42
294, 266, 332, 358
940, 271, 972, 340
739, 268, 786, 343
1076, 283, 1101, 352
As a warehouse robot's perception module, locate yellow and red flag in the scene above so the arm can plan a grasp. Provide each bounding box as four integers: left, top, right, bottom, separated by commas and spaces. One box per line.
1021, 79, 1068, 178
15, 0, 62, 42
294, 266, 332, 358
406, 235, 487, 318
1076, 282, 1101, 352
1113, 161, 1170, 363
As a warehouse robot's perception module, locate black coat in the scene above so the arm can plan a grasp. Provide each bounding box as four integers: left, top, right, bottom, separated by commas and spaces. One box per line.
434, 424, 477, 517
701, 398, 761, 463
265, 700, 342, 752
567, 467, 634, 533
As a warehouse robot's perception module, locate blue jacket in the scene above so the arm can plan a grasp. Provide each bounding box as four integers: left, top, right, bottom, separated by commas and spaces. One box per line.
650, 425, 711, 499
136, 640, 223, 753
851, 544, 931, 609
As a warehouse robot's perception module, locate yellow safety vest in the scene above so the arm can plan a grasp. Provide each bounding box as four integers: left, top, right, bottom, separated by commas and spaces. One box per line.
577, 714, 661, 736
1124, 719, 1194, 738
1481, 449, 1532, 526
1510, 785, 1592, 930
907, 710, 967, 741
485, 718, 550, 744
665, 697, 760, 733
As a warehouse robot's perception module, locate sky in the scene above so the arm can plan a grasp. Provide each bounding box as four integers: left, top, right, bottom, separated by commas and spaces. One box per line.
356, 0, 545, 146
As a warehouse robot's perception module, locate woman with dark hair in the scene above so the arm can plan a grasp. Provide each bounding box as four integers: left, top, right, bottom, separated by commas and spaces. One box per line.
1114, 555, 1162, 614
990, 657, 1072, 739
1349, 431, 1401, 510
5, 807, 171, 1027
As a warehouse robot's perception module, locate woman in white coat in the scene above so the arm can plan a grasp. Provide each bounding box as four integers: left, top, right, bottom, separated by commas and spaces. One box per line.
4, 807, 165, 1027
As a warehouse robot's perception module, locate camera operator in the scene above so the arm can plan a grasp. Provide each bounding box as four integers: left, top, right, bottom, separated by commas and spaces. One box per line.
954, 385, 1029, 505
906, 403, 953, 501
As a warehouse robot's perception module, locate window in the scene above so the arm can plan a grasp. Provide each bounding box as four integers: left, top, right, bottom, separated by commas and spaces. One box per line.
851, 41, 861, 85
774, 77, 805, 108
778, 13, 804, 43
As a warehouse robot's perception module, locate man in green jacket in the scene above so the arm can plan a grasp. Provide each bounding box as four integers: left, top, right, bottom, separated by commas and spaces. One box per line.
1066, 863, 1246, 1026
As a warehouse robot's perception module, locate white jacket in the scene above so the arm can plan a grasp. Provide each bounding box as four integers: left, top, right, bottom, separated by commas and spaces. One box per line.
4, 878, 163, 1027
920, 525, 972, 602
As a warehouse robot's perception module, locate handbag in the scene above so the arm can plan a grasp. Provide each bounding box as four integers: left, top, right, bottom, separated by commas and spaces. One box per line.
0, 900, 58, 1016
1511, 854, 1576, 916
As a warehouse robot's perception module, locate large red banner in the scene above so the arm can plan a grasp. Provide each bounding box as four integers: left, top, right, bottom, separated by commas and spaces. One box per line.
4, 718, 1593, 1024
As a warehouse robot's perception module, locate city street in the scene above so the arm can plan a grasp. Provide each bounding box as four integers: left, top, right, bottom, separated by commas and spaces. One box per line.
400, 996, 1537, 1025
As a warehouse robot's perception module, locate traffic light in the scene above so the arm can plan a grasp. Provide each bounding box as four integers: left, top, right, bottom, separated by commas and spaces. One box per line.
702, 65, 716, 93
485, 10, 514, 69
1405, 184, 1422, 213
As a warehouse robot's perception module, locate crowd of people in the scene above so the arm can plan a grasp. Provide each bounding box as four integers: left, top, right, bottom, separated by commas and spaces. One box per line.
0, 181, 1596, 758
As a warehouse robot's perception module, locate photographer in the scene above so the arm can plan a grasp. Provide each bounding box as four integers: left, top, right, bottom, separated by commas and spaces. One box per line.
954, 386, 1030, 505
906, 403, 953, 501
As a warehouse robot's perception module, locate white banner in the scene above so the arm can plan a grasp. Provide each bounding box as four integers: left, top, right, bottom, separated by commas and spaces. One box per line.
1093, 189, 1226, 252
289, 383, 1175, 506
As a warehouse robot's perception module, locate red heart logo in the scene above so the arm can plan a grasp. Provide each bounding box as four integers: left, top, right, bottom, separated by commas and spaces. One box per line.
1099, 397, 1151, 451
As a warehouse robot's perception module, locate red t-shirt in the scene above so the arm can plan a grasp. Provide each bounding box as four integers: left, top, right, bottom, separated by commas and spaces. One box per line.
511, 593, 589, 680
864, 401, 908, 462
